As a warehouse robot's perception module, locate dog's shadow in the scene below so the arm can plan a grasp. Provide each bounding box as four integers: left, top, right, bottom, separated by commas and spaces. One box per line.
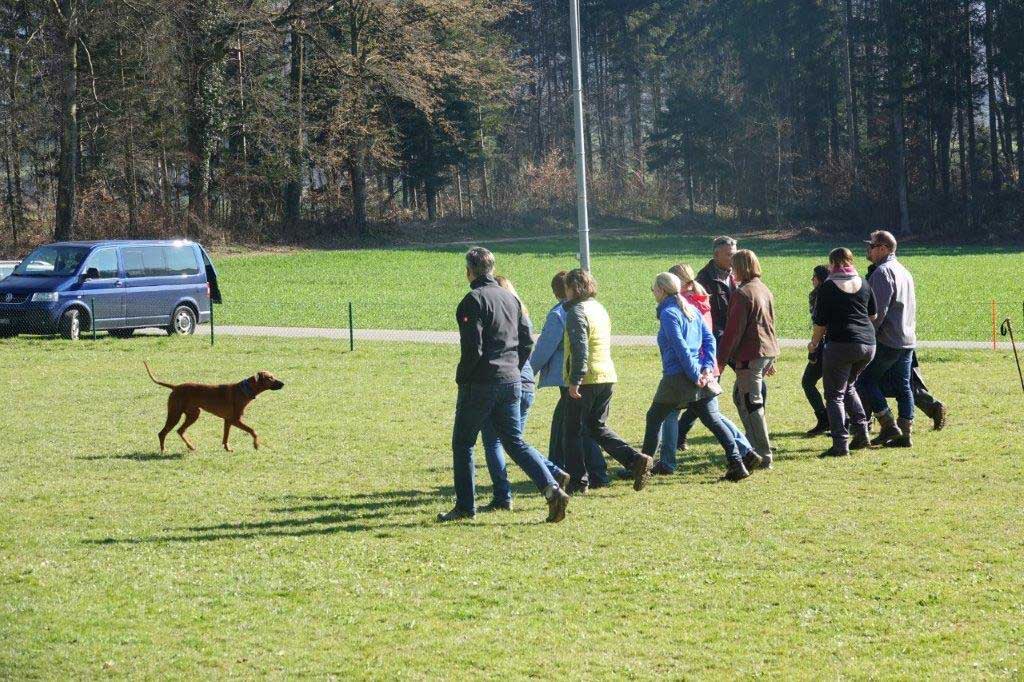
76, 451, 183, 462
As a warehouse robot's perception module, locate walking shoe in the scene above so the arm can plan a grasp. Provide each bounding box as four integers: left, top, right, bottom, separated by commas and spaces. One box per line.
930, 402, 948, 431
478, 499, 512, 513
546, 488, 570, 523
555, 470, 571, 490
632, 454, 654, 491
871, 411, 902, 446
723, 460, 751, 482
885, 418, 914, 448
651, 461, 674, 476
565, 479, 589, 496
849, 431, 870, 450
742, 450, 763, 472
818, 444, 850, 458
805, 411, 829, 436
437, 507, 475, 522
760, 452, 774, 470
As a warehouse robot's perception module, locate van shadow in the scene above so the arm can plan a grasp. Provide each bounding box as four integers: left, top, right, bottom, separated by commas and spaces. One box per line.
76, 451, 184, 462
83, 483, 546, 546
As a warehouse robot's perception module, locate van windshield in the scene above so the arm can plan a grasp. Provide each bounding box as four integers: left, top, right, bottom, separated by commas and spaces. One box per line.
12, 245, 91, 277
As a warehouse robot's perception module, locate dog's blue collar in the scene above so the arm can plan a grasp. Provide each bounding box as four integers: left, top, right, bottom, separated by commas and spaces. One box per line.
239, 378, 256, 398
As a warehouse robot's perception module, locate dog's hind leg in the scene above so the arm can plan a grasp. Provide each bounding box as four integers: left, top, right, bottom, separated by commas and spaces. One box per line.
159, 409, 184, 453
177, 409, 200, 451
232, 419, 259, 450
222, 420, 234, 452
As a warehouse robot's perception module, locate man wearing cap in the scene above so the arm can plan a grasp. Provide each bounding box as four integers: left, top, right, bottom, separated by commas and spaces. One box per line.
856, 230, 917, 447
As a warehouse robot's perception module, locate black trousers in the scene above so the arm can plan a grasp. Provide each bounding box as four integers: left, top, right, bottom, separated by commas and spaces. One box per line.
802, 347, 826, 415
563, 383, 641, 484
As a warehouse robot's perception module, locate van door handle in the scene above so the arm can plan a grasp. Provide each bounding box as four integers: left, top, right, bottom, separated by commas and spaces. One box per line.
115, 280, 124, 287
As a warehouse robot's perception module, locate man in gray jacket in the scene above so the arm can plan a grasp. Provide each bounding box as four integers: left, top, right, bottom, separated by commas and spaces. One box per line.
856, 230, 917, 447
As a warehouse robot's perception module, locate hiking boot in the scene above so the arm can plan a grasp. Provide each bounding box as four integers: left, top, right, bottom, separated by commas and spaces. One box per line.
478, 499, 512, 513
546, 487, 570, 523
437, 507, 475, 522
871, 411, 902, 446
724, 460, 751, 482
928, 402, 948, 431
651, 461, 674, 476
555, 470, 571, 490
806, 410, 830, 437
885, 418, 914, 448
632, 453, 654, 491
818, 443, 850, 458
742, 450, 763, 472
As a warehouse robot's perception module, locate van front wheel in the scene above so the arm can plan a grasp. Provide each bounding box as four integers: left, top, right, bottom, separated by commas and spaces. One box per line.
59, 308, 83, 341
168, 305, 197, 336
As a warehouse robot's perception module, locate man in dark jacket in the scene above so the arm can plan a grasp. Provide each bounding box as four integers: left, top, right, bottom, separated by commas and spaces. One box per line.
696, 236, 738, 341
440, 247, 570, 523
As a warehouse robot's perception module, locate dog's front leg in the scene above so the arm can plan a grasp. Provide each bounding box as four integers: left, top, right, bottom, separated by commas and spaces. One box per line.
233, 419, 260, 450
222, 421, 234, 452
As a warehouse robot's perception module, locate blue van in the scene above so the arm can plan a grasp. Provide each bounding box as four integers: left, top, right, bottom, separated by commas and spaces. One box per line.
0, 240, 222, 340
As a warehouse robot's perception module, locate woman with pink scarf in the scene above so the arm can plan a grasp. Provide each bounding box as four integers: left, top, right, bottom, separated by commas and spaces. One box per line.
808, 247, 878, 457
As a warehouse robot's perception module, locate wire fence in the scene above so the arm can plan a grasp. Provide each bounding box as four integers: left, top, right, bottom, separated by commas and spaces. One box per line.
1, 295, 1023, 350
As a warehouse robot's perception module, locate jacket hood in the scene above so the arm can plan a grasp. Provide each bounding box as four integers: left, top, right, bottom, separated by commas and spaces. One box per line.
684, 291, 711, 314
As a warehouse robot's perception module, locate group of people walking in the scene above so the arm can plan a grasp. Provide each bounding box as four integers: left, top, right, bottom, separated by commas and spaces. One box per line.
440, 231, 946, 524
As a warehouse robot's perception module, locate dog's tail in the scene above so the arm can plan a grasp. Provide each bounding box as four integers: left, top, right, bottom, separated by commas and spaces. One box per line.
144, 361, 176, 390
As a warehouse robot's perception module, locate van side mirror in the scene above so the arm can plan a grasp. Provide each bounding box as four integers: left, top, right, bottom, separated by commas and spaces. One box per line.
82, 267, 100, 281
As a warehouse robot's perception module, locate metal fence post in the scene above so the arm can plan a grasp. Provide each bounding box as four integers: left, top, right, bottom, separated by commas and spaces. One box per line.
90, 297, 97, 341
210, 300, 215, 347
348, 302, 354, 351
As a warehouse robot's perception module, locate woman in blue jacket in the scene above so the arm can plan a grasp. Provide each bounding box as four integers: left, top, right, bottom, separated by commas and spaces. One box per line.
640, 272, 761, 482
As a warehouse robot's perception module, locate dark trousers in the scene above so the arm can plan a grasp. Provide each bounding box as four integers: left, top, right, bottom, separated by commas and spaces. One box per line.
563, 383, 640, 485
802, 348, 826, 415
549, 388, 608, 484
823, 342, 875, 447
856, 344, 915, 421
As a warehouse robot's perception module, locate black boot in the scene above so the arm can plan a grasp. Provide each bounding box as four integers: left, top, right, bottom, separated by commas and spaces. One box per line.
724, 460, 751, 482
818, 439, 850, 458
849, 423, 871, 450
871, 410, 902, 446
805, 410, 829, 437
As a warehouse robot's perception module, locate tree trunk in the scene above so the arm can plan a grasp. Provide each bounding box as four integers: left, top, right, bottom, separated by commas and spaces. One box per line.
54, 0, 78, 242
284, 25, 304, 224
965, 0, 979, 196
885, 0, 911, 235
983, 0, 1000, 191
477, 103, 489, 209
348, 152, 367, 237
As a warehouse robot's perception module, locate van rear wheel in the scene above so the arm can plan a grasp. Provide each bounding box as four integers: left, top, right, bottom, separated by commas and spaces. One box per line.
167, 305, 197, 336
59, 308, 83, 341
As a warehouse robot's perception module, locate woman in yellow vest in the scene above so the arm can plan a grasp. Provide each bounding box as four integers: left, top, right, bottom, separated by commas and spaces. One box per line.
561, 268, 654, 494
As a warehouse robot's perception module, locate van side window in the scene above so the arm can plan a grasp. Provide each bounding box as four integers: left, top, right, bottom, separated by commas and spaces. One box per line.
123, 248, 146, 277
84, 249, 119, 279
164, 246, 200, 276
142, 247, 168, 276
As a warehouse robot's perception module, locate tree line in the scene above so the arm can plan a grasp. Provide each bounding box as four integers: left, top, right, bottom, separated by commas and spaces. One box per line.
1, 0, 1022, 250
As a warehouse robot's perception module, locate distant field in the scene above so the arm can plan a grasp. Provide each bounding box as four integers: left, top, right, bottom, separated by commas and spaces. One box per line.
213, 233, 1024, 341
1, 335, 1022, 678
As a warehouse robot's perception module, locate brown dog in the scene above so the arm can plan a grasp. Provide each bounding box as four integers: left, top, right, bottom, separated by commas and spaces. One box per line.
145, 362, 284, 453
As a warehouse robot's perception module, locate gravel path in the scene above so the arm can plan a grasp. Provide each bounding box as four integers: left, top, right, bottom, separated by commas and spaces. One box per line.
199, 324, 1011, 351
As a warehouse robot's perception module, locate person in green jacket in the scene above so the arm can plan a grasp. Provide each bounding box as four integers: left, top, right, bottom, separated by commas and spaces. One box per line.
561, 268, 654, 494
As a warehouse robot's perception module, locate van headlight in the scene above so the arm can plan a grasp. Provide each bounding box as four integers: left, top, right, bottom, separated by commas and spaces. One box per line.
31, 292, 58, 302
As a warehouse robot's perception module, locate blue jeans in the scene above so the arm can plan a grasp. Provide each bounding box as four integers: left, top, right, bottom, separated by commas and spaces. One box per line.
452, 382, 558, 513
643, 396, 748, 466
856, 344, 915, 421
677, 381, 766, 444
658, 406, 754, 470
482, 389, 563, 504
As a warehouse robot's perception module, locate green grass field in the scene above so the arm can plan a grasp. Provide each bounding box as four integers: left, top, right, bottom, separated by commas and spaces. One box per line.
2, 335, 1022, 678
213, 233, 1024, 342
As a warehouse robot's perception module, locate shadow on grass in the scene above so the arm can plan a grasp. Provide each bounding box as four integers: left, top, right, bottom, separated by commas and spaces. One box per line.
83, 483, 552, 545
76, 451, 184, 462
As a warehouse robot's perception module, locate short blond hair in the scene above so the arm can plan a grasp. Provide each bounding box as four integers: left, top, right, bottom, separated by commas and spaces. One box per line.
731, 249, 762, 282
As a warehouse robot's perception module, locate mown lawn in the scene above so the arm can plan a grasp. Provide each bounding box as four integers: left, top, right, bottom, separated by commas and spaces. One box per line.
1, 335, 1022, 678
213, 233, 1024, 341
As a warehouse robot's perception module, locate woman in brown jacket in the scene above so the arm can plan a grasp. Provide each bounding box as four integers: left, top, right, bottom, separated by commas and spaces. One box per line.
717, 249, 780, 467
